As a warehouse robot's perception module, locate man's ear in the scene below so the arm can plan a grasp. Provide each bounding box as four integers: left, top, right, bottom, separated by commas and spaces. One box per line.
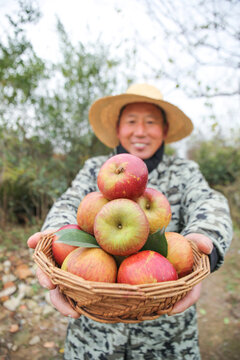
163, 123, 169, 140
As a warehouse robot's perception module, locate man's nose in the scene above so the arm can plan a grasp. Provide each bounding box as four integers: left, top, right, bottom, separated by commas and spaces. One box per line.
134, 122, 145, 136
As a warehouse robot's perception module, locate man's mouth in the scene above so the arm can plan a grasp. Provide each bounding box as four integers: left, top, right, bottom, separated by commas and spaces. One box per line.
133, 143, 148, 149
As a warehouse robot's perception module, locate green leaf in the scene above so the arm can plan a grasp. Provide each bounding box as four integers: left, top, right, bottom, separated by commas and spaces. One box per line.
140, 228, 168, 257
113, 255, 127, 268
55, 228, 100, 248
224, 317, 230, 325
199, 308, 206, 315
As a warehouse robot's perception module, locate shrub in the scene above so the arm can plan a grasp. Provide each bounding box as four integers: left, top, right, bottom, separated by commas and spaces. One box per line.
188, 134, 240, 224
188, 137, 240, 187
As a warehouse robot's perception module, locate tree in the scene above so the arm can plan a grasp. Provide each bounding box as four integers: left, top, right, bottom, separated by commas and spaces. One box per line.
141, 0, 239, 99
0, 1, 136, 224
32, 17, 137, 180
0, 0, 46, 129
0, 1, 136, 173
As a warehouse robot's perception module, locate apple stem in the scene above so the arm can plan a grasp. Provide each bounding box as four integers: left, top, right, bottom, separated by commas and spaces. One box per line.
146, 203, 151, 210
115, 166, 125, 174
118, 224, 122, 229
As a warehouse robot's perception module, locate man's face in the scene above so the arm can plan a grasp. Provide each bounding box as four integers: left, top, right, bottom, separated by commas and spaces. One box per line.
117, 102, 168, 159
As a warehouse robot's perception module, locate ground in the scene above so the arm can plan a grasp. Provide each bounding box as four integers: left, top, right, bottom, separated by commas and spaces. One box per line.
197, 227, 240, 360
0, 225, 239, 360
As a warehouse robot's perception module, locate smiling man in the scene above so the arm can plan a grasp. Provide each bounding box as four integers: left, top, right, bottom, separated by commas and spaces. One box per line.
117, 102, 168, 159
28, 83, 232, 360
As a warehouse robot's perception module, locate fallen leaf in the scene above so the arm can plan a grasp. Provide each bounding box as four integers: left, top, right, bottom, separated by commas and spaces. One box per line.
0, 296, 9, 302
44, 341, 55, 348
9, 324, 19, 333
14, 264, 33, 279
3, 281, 16, 289
0, 284, 17, 298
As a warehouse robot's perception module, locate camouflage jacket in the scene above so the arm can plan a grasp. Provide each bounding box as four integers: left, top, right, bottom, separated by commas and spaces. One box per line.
42, 154, 232, 360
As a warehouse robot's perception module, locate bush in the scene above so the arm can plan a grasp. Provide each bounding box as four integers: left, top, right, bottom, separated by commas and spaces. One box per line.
188, 135, 240, 224
0, 130, 67, 226
0, 128, 110, 227
188, 137, 240, 187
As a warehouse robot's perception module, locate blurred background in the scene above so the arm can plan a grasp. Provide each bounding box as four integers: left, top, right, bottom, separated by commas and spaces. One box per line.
0, 0, 239, 359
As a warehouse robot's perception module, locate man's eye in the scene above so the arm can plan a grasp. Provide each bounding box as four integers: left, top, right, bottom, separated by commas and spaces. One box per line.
146, 120, 155, 124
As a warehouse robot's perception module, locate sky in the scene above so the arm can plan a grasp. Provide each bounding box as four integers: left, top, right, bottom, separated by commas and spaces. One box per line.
0, 0, 239, 154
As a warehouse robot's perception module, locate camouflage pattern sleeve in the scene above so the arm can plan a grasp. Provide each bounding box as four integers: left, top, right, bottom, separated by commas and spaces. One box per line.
41, 155, 108, 231
180, 160, 233, 270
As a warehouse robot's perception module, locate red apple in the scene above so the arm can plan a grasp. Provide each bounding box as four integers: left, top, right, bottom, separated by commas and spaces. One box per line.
52, 224, 81, 266
165, 232, 194, 277
97, 153, 148, 200
94, 199, 149, 256
61, 247, 117, 283
117, 250, 178, 284
135, 188, 172, 233
77, 192, 109, 234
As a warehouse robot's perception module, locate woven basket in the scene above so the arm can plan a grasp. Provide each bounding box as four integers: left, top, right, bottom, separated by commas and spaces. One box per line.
33, 232, 210, 323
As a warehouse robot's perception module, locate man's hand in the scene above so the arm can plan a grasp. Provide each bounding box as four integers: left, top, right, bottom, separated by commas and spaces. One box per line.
168, 233, 213, 316
27, 230, 79, 319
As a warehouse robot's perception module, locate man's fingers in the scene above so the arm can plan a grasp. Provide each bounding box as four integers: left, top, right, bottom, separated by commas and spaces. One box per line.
50, 287, 80, 318
168, 283, 202, 315
36, 267, 56, 290
28, 228, 79, 318
27, 228, 56, 249
27, 232, 42, 249
185, 233, 213, 254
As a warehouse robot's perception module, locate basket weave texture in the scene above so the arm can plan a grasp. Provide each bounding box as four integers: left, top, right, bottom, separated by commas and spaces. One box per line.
33, 232, 210, 323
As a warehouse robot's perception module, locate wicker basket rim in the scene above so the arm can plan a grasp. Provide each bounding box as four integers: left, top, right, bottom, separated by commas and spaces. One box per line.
33, 232, 210, 290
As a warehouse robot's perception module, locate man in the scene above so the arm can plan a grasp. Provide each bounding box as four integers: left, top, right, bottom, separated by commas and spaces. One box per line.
28, 84, 232, 359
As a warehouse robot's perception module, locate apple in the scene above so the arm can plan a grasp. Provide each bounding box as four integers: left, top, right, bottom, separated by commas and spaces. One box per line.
165, 232, 194, 277
117, 250, 178, 284
97, 153, 148, 200
52, 224, 81, 266
77, 192, 109, 234
135, 188, 172, 233
94, 199, 149, 256
61, 247, 117, 283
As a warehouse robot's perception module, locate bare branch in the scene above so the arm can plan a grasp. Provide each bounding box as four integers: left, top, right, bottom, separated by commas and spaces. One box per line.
140, 0, 240, 99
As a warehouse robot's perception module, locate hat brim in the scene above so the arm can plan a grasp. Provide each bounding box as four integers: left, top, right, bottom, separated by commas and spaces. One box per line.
89, 93, 193, 148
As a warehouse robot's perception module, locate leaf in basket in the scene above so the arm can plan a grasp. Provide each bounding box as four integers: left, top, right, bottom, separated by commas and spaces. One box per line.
54, 228, 100, 248
113, 255, 127, 268
140, 227, 168, 257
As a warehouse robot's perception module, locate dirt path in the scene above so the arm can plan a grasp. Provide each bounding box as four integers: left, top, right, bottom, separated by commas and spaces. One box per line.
197, 229, 240, 360
0, 229, 239, 359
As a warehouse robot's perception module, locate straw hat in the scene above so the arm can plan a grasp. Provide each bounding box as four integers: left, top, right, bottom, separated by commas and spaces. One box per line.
89, 83, 193, 148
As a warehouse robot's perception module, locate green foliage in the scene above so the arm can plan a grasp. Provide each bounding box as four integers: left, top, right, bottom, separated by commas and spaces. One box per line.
188, 134, 240, 224
165, 144, 176, 156
0, 1, 135, 226
188, 136, 240, 186
0, 128, 68, 226
0, 0, 46, 110
141, 228, 168, 257
55, 228, 99, 248
33, 18, 117, 178
0, 222, 41, 250
215, 179, 240, 225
